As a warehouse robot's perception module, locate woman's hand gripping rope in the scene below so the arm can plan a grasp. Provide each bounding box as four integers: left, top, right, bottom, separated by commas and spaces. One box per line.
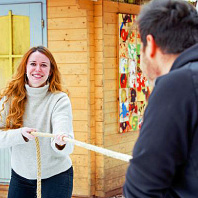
54, 133, 68, 146
21, 127, 37, 142
30, 132, 132, 162
53, 133, 68, 150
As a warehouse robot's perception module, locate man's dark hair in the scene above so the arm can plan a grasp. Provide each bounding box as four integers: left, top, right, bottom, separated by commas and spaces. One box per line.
138, 0, 198, 54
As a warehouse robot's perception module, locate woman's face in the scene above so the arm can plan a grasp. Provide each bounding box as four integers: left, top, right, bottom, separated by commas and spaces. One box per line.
26, 51, 51, 88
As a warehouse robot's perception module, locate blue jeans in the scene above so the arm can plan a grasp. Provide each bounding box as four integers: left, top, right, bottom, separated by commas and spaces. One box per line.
8, 167, 73, 198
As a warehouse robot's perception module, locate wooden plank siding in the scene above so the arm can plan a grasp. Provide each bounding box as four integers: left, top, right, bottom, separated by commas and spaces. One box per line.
93, 1, 105, 197
86, 0, 96, 196
0, 1, 141, 197
48, 0, 93, 196
0, 185, 8, 198
103, 0, 140, 194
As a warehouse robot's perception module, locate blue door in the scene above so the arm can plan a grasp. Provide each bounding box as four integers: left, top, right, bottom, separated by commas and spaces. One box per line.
0, 1, 46, 183
0, 3, 43, 47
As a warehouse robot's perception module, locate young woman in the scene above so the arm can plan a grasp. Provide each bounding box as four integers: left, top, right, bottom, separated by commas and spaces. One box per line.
0, 46, 74, 198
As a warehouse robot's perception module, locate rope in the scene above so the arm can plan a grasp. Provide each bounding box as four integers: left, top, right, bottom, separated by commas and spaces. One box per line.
35, 137, 41, 198
31, 132, 132, 162
31, 132, 133, 198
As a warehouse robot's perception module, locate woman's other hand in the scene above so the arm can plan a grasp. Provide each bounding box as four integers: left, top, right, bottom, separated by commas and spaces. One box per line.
54, 133, 68, 150
54, 133, 68, 146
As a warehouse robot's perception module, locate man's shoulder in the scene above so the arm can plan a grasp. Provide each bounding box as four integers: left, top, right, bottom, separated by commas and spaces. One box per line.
150, 63, 196, 104
156, 62, 196, 89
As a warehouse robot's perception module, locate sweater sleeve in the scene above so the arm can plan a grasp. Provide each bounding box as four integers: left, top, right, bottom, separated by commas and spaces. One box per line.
0, 98, 27, 148
51, 93, 74, 156
123, 70, 196, 197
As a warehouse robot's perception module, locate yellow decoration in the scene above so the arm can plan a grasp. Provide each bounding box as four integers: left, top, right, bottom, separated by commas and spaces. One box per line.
121, 89, 127, 103
0, 11, 30, 90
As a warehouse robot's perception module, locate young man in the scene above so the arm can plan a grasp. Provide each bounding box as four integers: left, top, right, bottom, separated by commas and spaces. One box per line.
123, 0, 198, 197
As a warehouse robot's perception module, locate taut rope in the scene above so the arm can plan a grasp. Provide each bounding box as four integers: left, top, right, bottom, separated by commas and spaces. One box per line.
32, 132, 132, 162
32, 132, 132, 198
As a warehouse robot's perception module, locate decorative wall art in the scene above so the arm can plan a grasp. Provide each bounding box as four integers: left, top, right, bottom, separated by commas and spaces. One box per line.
119, 14, 150, 133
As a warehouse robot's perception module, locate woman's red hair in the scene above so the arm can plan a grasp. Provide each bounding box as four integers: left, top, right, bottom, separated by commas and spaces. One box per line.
0, 46, 63, 129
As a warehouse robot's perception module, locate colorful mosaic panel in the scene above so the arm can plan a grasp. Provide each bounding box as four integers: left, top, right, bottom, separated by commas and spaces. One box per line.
119, 14, 150, 133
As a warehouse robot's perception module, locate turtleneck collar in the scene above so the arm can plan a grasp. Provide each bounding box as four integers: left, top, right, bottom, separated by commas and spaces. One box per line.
25, 84, 49, 98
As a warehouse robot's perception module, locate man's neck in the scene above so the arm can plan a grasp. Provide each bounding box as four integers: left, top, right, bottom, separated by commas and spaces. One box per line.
149, 52, 180, 86
158, 53, 180, 76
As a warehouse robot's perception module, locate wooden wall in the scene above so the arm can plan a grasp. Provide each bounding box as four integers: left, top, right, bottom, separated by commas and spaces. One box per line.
93, 0, 105, 197
0, 185, 8, 198
48, 0, 94, 196
47, 0, 140, 197
102, 1, 140, 197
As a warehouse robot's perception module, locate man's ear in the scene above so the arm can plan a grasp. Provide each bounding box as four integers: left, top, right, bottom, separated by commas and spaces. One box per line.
146, 34, 157, 58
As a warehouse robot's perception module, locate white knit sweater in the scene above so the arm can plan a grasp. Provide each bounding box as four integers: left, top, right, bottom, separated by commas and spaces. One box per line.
0, 84, 74, 179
